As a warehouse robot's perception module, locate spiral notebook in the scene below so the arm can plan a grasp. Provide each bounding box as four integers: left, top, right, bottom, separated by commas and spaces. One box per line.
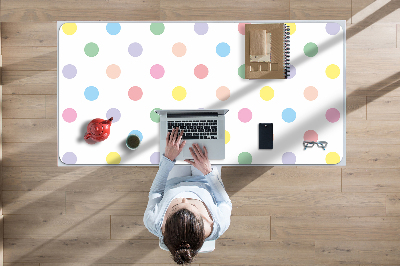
245, 23, 290, 79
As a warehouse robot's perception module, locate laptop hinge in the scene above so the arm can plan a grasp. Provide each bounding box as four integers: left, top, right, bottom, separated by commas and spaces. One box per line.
167, 112, 219, 118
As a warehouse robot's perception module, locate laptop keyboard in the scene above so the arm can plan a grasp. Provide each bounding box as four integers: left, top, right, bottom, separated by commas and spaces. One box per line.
168, 120, 218, 139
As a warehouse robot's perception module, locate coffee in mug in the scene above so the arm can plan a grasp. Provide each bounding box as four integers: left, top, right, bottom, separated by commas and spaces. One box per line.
126, 134, 140, 150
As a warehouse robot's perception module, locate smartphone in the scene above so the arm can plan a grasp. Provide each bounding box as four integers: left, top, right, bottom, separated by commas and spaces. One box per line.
259, 123, 273, 149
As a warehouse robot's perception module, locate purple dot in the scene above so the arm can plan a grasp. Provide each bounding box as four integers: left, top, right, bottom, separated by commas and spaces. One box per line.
150, 152, 160, 164
288, 64, 296, 79
282, 152, 296, 164
194, 23, 208, 35
62, 152, 77, 164
63, 64, 77, 79
326, 23, 340, 35
128, 42, 143, 57
106, 108, 121, 123
326, 108, 340, 123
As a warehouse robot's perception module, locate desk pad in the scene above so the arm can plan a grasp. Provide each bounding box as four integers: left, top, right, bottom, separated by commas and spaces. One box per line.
58, 21, 345, 165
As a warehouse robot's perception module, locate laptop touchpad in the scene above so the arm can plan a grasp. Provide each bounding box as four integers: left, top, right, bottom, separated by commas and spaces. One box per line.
183, 141, 209, 158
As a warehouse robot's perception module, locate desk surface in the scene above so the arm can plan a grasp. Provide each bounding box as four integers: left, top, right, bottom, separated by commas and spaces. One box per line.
58, 21, 346, 165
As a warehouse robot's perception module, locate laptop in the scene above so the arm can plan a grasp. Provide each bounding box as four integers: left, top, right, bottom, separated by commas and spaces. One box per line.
155, 109, 229, 160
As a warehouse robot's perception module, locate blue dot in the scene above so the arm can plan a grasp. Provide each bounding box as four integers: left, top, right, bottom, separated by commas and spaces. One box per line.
216, 42, 230, 57
282, 108, 296, 123
84, 86, 99, 101
106, 23, 121, 35
129, 130, 143, 141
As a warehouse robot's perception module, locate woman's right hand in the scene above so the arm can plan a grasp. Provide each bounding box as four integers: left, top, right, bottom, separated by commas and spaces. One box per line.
184, 143, 212, 176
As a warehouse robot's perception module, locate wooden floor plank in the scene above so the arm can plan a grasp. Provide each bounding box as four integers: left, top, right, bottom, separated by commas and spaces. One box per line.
273, 216, 400, 241
4, 263, 39, 266
1, 71, 57, 95
2, 119, 56, 143
290, 0, 351, 20
160, 0, 289, 20
0, 0, 160, 22
386, 193, 400, 216
343, 168, 400, 193
367, 96, 400, 120
347, 23, 396, 49
346, 120, 400, 145
351, 0, 400, 25
2, 191, 65, 215
347, 48, 400, 74
2, 95, 46, 119
4, 214, 110, 240
45, 95, 56, 119
2, 142, 56, 167
346, 144, 400, 168
111, 215, 270, 240
347, 71, 400, 98
1, 22, 57, 47
41, 264, 198, 266
2, 47, 56, 71
346, 96, 366, 120
316, 240, 400, 264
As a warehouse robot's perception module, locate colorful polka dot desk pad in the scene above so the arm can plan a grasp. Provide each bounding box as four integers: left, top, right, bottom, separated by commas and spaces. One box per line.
58, 21, 345, 165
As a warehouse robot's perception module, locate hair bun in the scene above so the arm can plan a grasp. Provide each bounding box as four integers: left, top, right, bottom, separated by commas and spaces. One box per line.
179, 243, 191, 250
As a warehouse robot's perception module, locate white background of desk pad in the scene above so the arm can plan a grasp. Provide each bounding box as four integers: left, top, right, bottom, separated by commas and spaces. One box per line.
58, 22, 344, 165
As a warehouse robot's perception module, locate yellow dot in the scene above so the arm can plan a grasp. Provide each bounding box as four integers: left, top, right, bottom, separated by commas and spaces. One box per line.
225, 130, 230, 144
286, 23, 296, 35
260, 86, 274, 101
106, 152, 121, 164
326, 64, 340, 79
172, 86, 187, 101
326, 152, 341, 164
62, 23, 77, 35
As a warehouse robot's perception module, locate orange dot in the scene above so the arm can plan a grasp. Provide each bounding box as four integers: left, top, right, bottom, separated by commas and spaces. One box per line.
304, 86, 318, 101
106, 64, 121, 79
172, 42, 186, 57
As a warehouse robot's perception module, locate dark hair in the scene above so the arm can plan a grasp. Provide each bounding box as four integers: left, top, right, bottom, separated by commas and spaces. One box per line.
163, 208, 206, 264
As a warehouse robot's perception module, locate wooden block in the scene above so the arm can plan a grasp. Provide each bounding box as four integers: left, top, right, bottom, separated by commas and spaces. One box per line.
4, 214, 110, 239
273, 216, 400, 241
347, 23, 396, 49
1, 22, 57, 46
347, 71, 400, 97
386, 193, 400, 216
2, 191, 65, 215
316, 240, 400, 264
0, 0, 160, 21
347, 144, 400, 168
231, 191, 386, 216
290, 0, 351, 20
2, 47, 56, 71
343, 168, 400, 192
66, 191, 148, 215
2, 166, 157, 192
2, 119, 56, 143
346, 120, 400, 145
160, 0, 289, 20
346, 96, 366, 120
367, 96, 400, 120
2, 142, 56, 167
3, 238, 315, 264
1, 71, 57, 95
222, 166, 340, 192
45, 95, 57, 119
2, 95, 45, 118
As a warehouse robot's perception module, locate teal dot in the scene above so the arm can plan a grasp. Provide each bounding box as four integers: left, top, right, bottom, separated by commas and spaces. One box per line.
304, 42, 318, 57
150, 108, 162, 123
129, 130, 143, 141
238, 152, 252, 164
106, 23, 121, 35
84, 86, 99, 101
84, 42, 99, 57
282, 108, 296, 123
150, 23, 165, 35
216, 42, 230, 57
238, 64, 245, 79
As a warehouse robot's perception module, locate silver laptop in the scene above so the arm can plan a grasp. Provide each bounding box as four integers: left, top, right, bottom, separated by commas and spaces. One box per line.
155, 109, 229, 160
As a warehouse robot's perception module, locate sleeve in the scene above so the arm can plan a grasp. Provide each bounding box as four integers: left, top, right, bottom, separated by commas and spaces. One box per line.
204, 166, 232, 238
143, 153, 175, 236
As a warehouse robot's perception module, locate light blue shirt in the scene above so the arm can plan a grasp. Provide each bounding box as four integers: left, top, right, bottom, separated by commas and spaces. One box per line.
143, 154, 232, 244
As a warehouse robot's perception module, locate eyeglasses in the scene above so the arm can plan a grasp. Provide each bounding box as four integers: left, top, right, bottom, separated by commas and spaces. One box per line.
303, 141, 328, 150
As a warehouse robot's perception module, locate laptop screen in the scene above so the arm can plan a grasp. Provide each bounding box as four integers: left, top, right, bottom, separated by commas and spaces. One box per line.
167, 112, 219, 118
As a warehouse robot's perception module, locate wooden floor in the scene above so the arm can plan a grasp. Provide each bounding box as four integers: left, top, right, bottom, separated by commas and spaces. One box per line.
1, 0, 400, 265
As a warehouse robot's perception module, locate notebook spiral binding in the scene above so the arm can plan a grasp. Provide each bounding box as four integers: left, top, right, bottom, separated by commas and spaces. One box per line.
284, 24, 291, 79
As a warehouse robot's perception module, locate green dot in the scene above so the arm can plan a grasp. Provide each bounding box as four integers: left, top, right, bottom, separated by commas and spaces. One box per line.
84, 42, 99, 57
238, 152, 252, 164
238, 64, 245, 79
150, 23, 165, 35
150, 108, 162, 123
304, 42, 318, 57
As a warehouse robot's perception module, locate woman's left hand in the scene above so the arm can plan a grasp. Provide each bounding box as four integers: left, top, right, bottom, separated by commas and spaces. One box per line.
165, 127, 186, 161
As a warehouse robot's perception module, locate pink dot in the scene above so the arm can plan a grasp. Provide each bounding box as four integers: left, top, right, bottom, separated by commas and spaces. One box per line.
62, 108, 77, 123
238, 23, 251, 35
303, 130, 318, 142
194, 64, 208, 79
238, 108, 252, 123
128, 86, 143, 101
150, 64, 165, 79
326, 108, 340, 123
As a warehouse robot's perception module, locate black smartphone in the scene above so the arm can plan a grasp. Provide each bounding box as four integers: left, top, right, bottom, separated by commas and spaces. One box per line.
259, 123, 273, 149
